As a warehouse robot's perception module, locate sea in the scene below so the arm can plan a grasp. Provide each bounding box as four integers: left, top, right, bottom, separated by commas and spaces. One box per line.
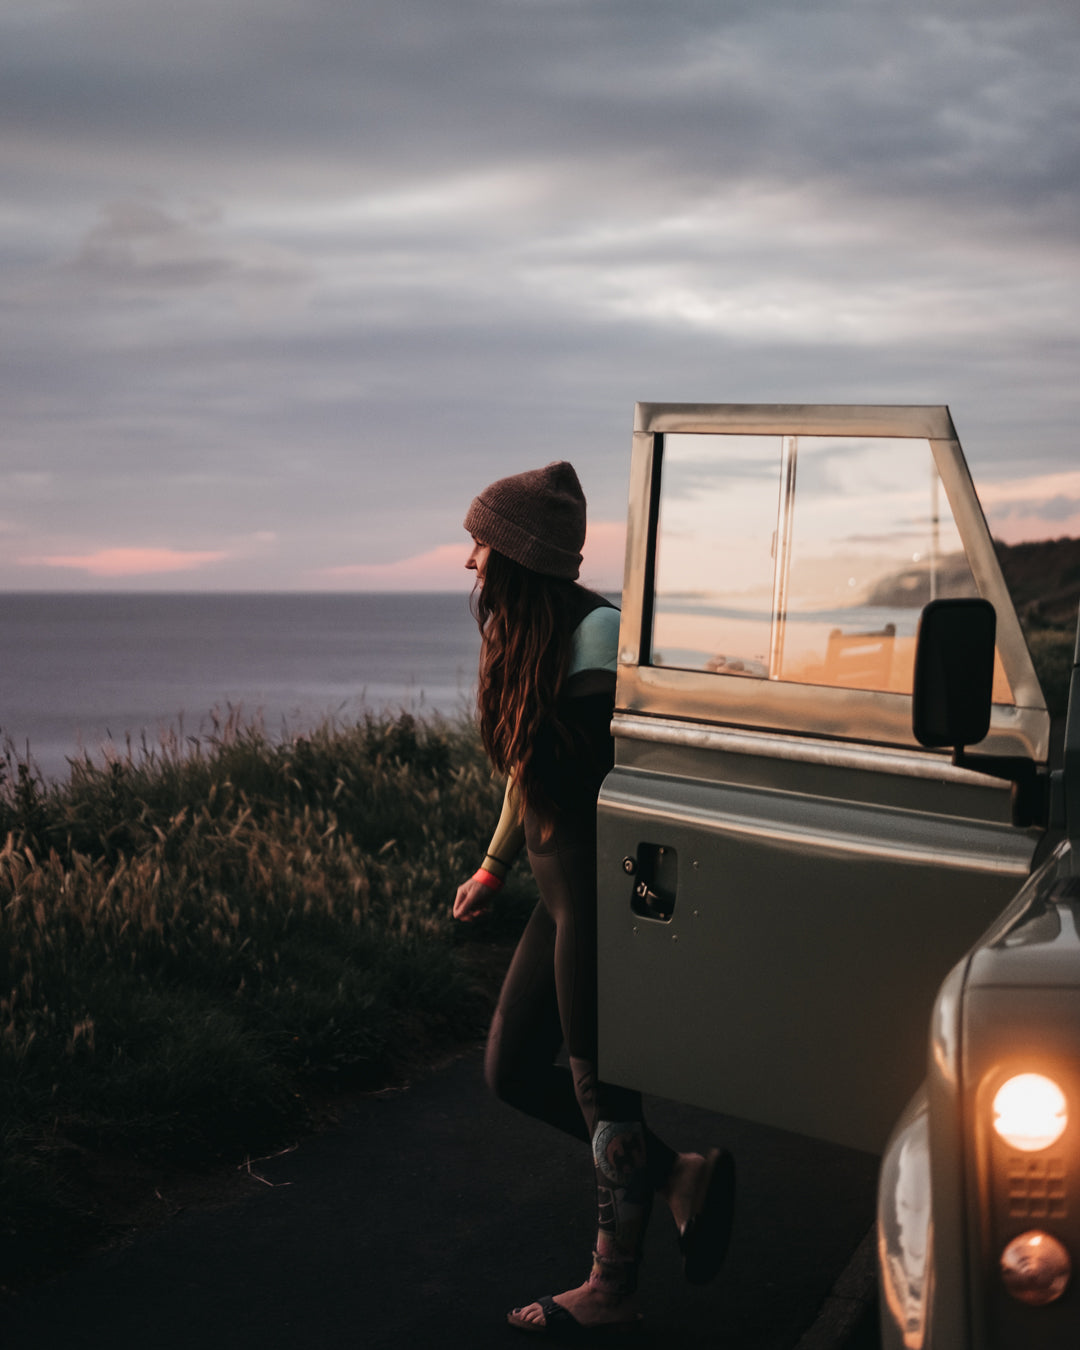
0, 593, 484, 781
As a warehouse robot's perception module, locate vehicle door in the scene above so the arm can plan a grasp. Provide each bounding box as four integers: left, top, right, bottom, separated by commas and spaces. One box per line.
596, 404, 1050, 1153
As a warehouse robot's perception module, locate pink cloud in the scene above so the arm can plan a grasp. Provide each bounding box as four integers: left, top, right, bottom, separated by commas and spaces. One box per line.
313, 521, 629, 592
580, 520, 627, 592
21, 547, 230, 577
315, 543, 473, 590
977, 470, 1080, 545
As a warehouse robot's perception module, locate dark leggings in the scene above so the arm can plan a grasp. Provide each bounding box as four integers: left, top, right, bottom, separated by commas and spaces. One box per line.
484, 810, 677, 1191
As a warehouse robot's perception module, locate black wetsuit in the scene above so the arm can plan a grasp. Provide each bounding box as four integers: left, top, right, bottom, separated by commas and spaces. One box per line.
483, 586, 676, 1187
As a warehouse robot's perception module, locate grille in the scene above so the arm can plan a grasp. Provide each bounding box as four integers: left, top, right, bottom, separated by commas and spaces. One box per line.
1006, 1155, 1067, 1220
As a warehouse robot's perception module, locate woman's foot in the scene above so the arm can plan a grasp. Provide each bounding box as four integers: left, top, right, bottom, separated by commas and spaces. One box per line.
660, 1150, 710, 1231
661, 1148, 735, 1285
508, 1281, 641, 1331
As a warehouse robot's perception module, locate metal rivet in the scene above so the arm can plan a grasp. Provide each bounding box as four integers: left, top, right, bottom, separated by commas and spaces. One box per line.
622, 856, 636, 875
672, 933, 679, 942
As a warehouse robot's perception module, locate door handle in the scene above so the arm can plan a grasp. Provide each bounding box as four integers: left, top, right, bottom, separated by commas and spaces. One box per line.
627, 843, 677, 921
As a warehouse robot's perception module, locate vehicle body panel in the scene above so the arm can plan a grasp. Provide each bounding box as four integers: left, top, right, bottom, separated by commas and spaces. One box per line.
597, 404, 1049, 1154
878, 847, 1080, 1349
599, 746, 1035, 1153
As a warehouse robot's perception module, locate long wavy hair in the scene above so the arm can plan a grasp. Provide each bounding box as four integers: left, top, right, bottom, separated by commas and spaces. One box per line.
472, 548, 577, 825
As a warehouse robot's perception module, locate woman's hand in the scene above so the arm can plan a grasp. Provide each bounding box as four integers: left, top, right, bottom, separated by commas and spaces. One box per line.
453, 876, 495, 922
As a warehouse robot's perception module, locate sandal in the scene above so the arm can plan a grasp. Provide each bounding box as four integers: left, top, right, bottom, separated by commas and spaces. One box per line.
678, 1147, 735, 1285
507, 1295, 643, 1343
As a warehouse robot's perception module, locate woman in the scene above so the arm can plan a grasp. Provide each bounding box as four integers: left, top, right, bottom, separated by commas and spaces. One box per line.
453, 461, 734, 1339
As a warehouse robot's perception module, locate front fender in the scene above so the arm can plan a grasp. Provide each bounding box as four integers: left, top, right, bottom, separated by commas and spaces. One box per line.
879, 1088, 934, 1349
879, 957, 971, 1350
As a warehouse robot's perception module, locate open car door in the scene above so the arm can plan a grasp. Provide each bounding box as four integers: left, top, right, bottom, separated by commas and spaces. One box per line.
597, 404, 1050, 1153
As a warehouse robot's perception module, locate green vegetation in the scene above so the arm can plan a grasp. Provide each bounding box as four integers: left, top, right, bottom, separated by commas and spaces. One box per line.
0, 711, 533, 1284
997, 535, 1079, 719
1024, 624, 1075, 719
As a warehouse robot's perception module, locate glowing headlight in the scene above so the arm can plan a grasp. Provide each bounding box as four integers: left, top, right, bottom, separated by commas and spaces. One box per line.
992, 1074, 1067, 1152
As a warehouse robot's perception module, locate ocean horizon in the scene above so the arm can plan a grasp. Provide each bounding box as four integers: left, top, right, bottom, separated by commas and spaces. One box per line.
1, 591, 486, 781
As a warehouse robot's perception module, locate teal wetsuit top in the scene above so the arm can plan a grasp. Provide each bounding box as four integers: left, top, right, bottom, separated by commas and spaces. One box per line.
481, 587, 619, 876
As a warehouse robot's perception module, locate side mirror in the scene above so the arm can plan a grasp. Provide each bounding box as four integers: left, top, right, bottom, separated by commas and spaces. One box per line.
912, 597, 996, 750
914, 597, 1047, 828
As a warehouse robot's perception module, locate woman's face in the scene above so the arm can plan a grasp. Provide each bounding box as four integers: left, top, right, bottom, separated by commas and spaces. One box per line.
465, 538, 491, 583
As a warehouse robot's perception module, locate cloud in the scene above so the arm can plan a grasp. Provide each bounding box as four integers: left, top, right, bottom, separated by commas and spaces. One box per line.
1, 0, 1078, 590
20, 547, 231, 577
313, 544, 472, 591
580, 520, 627, 592
978, 471, 1080, 544
63, 198, 307, 292
311, 521, 628, 592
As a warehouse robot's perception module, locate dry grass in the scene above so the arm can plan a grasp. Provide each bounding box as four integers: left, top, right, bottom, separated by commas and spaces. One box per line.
0, 710, 532, 1285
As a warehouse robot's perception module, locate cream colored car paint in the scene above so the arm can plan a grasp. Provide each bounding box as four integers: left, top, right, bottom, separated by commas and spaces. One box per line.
597, 404, 1078, 1348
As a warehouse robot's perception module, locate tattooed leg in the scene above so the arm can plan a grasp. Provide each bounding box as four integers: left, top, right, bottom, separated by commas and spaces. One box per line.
589, 1119, 652, 1296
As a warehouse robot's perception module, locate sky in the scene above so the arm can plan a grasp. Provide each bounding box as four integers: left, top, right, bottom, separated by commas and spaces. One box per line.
2, 0, 1079, 593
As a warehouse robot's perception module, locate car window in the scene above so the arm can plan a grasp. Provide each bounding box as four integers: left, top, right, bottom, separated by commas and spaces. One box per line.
651, 432, 1014, 702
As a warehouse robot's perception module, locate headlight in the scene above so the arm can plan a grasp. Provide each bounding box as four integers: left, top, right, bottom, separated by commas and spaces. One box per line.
1000, 1230, 1071, 1305
992, 1074, 1068, 1152
964, 989, 1080, 1335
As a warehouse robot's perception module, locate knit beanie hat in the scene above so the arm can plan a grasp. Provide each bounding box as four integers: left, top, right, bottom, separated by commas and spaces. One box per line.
464, 461, 586, 580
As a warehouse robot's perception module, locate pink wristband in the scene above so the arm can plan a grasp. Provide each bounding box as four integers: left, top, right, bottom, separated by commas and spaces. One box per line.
473, 867, 504, 892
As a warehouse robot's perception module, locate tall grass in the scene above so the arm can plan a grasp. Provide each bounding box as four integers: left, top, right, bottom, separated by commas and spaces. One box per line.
0, 710, 532, 1284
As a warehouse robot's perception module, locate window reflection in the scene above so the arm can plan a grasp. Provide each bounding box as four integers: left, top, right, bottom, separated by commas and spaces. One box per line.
651, 432, 1014, 703
776, 435, 977, 694
651, 435, 778, 679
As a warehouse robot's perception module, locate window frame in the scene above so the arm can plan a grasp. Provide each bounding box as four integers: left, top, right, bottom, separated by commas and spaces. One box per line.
615, 404, 1049, 762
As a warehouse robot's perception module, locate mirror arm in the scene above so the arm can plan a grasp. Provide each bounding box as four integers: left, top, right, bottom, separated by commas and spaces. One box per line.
952, 750, 1047, 829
